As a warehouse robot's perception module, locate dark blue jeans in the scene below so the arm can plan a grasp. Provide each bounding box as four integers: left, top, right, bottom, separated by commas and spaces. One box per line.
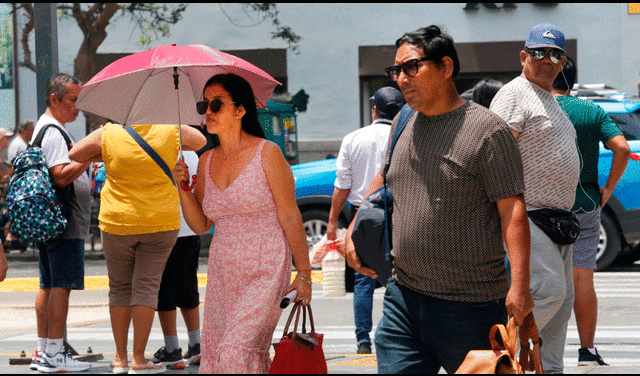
375, 279, 507, 374
353, 272, 378, 345
38, 238, 85, 290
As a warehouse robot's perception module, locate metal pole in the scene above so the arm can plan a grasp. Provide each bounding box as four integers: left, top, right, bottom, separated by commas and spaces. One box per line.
11, 3, 19, 127
34, 3, 58, 117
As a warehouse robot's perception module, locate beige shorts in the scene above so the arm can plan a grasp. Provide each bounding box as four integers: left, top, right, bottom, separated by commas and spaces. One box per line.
102, 230, 179, 309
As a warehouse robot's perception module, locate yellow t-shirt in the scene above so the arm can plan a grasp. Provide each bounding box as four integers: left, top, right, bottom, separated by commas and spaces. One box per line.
99, 123, 180, 235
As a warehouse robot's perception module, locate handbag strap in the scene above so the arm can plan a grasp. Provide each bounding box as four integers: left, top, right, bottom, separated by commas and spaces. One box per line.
282, 301, 300, 337
382, 103, 414, 183
293, 302, 316, 335
381, 104, 414, 261
519, 312, 544, 374
124, 125, 176, 187
489, 317, 518, 358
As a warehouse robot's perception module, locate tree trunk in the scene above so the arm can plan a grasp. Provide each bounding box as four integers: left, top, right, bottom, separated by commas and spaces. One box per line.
75, 46, 107, 134
72, 3, 119, 135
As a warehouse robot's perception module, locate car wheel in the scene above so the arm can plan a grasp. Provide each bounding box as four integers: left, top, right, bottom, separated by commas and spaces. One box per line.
301, 208, 349, 250
301, 209, 331, 252
596, 211, 622, 270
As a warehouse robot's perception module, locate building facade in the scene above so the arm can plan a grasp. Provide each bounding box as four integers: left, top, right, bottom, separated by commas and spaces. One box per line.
10, 3, 640, 161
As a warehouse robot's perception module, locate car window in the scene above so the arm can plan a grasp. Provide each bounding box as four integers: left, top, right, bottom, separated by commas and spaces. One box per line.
608, 111, 640, 141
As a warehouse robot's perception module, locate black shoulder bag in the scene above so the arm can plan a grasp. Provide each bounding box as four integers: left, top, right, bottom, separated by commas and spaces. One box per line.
351, 104, 415, 285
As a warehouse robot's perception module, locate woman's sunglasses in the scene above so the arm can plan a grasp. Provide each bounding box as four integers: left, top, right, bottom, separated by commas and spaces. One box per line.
196, 99, 236, 115
384, 57, 432, 82
526, 48, 564, 64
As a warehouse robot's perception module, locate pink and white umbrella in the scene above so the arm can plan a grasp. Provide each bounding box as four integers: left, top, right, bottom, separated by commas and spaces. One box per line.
75, 43, 281, 127
76, 43, 280, 190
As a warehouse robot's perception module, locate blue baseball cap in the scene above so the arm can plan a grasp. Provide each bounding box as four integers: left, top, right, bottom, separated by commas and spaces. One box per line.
525, 23, 565, 52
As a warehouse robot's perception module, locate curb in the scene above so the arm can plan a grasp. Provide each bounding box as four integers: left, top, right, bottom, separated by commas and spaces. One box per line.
4, 249, 211, 263
4, 233, 213, 263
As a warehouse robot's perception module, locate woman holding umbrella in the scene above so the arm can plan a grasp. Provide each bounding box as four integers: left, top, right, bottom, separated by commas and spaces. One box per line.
69, 123, 206, 374
172, 73, 312, 374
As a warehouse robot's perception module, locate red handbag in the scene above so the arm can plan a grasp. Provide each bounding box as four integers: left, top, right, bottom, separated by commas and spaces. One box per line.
269, 302, 327, 374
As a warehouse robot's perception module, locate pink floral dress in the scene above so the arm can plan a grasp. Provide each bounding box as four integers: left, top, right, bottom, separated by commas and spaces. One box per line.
200, 140, 291, 374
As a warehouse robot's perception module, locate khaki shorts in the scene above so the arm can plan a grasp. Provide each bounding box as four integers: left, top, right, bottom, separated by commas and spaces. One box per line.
102, 230, 179, 309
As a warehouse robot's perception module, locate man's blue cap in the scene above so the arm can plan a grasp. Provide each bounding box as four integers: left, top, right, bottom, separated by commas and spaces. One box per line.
525, 23, 565, 52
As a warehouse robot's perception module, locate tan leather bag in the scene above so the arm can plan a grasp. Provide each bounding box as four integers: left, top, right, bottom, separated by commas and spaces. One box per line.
455, 313, 543, 374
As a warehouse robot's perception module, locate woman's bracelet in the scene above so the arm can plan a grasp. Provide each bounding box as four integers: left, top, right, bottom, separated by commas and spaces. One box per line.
296, 273, 313, 285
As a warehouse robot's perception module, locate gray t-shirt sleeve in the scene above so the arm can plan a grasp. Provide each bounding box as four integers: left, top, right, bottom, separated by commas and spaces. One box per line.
490, 84, 526, 134
477, 124, 526, 202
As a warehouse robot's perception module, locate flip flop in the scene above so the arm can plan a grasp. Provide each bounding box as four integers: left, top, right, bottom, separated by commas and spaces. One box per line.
128, 361, 166, 374
109, 361, 129, 374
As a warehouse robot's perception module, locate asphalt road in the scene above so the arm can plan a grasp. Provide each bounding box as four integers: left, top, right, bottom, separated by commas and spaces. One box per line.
1, 257, 639, 374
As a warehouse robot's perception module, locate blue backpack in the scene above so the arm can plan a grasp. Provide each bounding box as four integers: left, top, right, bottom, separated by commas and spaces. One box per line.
6, 125, 70, 243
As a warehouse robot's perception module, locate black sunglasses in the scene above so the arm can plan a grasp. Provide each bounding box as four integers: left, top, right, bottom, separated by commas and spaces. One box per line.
526, 48, 564, 64
196, 99, 236, 115
384, 57, 432, 81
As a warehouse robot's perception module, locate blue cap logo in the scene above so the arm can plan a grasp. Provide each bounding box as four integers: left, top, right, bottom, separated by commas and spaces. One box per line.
525, 23, 565, 52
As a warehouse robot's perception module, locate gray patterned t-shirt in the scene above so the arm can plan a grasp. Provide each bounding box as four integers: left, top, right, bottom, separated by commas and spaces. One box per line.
490, 76, 580, 211
386, 101, 525, 302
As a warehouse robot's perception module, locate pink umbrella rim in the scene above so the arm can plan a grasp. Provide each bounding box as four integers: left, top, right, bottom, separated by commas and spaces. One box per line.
83, 44, 281, 88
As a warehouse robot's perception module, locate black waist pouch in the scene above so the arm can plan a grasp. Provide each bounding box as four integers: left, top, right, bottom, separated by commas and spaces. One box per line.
527, 208, 580, 245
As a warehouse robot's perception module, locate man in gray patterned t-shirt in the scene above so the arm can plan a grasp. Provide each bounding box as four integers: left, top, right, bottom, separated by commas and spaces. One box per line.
345, 25, 534, 374
491, 23, 580, 374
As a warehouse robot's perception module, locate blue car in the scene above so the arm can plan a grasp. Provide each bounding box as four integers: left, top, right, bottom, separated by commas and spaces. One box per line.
292, 98, 640, 270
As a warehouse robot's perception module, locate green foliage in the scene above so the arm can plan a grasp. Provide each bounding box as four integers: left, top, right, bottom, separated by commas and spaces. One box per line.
117, 3, 189, 46
220, 3, 302, 54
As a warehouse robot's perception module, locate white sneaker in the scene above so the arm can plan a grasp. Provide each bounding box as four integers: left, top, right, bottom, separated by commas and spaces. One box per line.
37, 350, 91, 373
29, 349, 42, 371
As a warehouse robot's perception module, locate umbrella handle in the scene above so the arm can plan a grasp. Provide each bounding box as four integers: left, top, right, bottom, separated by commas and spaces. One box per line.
180, 174, 197, 191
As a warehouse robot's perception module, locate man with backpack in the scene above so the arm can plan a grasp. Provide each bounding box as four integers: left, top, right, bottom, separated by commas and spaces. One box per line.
29, 73, 93, 373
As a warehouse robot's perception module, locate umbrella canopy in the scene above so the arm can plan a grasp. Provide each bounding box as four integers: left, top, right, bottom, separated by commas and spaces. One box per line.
75, 44, 281, 126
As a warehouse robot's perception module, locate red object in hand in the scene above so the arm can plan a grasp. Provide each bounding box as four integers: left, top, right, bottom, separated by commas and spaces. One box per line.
180, 174, 197, 191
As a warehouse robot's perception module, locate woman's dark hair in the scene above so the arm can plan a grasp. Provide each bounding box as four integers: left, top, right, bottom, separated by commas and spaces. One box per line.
395, 25, 460, 78
472, 78, 504, 109
552, 56, 576, 92
202, 73, 266, 139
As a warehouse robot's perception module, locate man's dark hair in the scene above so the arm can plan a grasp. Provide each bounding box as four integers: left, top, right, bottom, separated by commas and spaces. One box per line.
472, 78, 504, 109
552, 56, 576, 92
45, 73, 81, 107
395, 25, 460, 78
